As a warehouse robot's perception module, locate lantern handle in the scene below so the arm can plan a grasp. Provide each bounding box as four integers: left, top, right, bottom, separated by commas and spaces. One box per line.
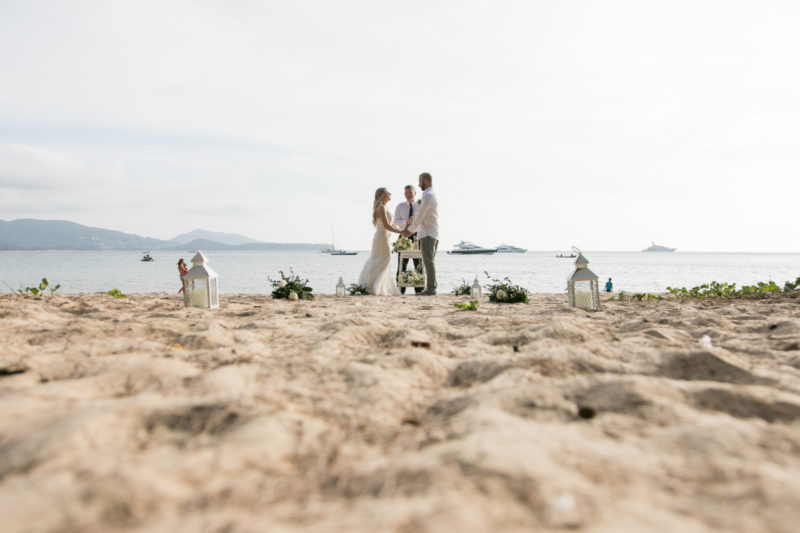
571, 245, 582, 256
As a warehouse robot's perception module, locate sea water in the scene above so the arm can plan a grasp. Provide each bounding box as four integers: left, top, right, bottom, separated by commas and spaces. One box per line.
0, 250, 798, 295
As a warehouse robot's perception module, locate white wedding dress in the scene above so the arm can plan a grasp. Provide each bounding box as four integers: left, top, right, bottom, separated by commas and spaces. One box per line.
357, 209, 400, 296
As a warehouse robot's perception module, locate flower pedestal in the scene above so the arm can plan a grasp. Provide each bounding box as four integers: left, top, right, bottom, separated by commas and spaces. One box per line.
397, 249, 426, 289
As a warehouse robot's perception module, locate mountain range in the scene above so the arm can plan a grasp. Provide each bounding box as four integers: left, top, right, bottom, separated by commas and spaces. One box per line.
0, 219, 325, 251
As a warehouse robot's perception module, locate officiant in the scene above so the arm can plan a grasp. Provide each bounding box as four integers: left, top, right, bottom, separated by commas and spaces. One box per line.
394, 184, 423, 294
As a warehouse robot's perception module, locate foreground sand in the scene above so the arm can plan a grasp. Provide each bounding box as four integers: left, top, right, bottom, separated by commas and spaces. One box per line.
1, 292, 800, 532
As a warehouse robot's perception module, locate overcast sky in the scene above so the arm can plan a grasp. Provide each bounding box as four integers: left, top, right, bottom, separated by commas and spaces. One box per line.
1, 1, 798, 251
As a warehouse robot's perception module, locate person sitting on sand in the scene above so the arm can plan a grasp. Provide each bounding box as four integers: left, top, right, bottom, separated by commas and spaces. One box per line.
177, 258, 189, 293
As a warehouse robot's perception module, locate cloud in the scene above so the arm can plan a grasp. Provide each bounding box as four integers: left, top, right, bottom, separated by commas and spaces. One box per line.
0, 143, 118, 190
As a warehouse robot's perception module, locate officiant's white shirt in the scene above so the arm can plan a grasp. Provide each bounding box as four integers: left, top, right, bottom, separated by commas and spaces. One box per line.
407, 186, 439, 240
394, 200, 418, 229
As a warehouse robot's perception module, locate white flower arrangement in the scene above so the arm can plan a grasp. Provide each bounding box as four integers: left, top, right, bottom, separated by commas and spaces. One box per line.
398, 270, 425, 286
279, 280, 287, 288
393, 237, 413, 253
496, 289, 507, 301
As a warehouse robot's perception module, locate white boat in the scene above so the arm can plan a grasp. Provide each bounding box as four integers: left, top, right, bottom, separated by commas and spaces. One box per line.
328, 228, 358, 256
448, 241, 498, 255
496, 243, 527, 253
140, 252, 154, 262
643, 241, 676, 252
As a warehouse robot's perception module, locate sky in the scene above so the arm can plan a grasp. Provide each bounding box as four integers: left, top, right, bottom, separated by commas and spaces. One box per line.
1, 0, 798, 252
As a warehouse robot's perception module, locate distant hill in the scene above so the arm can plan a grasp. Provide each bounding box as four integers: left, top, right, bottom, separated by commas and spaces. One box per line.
0, 219, 326, 251
170, 229, 259, 246
0, 219, 170, 251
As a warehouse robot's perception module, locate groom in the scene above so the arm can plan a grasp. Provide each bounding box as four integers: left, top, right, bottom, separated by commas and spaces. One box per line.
403, 172, 438, 295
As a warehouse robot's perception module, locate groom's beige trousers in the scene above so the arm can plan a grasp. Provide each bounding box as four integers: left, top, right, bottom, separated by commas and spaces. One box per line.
420, 237, 438, 293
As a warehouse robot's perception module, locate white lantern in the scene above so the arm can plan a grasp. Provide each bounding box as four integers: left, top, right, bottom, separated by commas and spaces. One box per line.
336, 277, 346, 298
567, 247, 599, 311
471, 277, 482, 299
182, 251, 219, 308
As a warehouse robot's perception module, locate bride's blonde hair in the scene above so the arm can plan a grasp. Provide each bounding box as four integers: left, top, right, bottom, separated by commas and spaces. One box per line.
372, 187, 387, 224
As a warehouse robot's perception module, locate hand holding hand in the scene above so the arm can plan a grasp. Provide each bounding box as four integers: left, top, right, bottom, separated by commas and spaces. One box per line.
401, 230, 411, 237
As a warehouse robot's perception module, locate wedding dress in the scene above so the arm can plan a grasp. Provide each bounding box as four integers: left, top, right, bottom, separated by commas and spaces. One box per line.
357, 209, 400, 296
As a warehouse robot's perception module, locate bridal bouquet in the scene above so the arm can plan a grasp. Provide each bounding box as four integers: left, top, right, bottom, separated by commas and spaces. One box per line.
398, 270, 425, 286
393, 237, 413, 253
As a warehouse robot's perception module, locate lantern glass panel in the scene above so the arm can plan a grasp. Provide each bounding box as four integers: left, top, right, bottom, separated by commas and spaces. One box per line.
570, 280, 599, 310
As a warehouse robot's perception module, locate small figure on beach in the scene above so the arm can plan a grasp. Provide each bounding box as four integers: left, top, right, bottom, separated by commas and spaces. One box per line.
177, 258, 188, 293
605, 278, 613, 292
357, 188, 404, 295
394, 184, 422, 295
402, 172, 439, 295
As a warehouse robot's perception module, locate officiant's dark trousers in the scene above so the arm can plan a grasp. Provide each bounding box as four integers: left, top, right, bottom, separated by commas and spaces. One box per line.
420, 236, 438, 293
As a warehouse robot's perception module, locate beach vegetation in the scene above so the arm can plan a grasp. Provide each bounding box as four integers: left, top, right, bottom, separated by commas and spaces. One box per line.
484, 272, 529, 303
347, 283, 368, 296
784, 276, 800, 292
18, 278, 60, 296
454, 300, 479, 311
610, 292, 663, 301
270, 269, 314, 300
667, 280, 783, 299
106, 288, 127, 298
451, 278, 472, 296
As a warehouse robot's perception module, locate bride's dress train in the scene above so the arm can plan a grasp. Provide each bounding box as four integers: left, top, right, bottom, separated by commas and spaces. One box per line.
358, 218, 399, 296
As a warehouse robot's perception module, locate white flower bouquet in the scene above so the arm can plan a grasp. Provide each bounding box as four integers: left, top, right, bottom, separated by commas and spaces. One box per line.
398, 270, 425, 286
393, 237, 413, 253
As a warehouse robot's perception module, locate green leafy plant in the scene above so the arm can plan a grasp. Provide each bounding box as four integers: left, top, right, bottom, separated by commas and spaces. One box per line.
784, 276, 800, 292
269, 269, 314, 300
106, 288, 127, 298
451, 278, 472, 296
484, 272, 529, 303
392, 237, 413, 253
454, 300, 479, 311
666, 280, 783, 300
18, 278, 60, 296
348, 283, 368, 296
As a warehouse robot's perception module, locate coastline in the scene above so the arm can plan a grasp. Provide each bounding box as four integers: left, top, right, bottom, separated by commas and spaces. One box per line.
2, 292, 800, 531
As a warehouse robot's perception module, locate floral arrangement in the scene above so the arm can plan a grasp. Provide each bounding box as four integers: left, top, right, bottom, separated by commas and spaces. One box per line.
451, 278, 472, 296
348, 283, 368, 296
398, 270, 425, 286
269, 269, 314, 300
484, 272, 529, 303
392, 237, 413, 253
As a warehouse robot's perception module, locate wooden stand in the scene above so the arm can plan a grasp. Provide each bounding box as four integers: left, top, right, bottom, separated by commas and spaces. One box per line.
397, 249, 425, 288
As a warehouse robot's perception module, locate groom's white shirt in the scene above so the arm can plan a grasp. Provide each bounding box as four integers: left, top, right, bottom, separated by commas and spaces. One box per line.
407, 186, 438, 240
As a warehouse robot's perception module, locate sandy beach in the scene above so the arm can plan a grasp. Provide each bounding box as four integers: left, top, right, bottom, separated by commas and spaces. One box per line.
2, 292, 800, 532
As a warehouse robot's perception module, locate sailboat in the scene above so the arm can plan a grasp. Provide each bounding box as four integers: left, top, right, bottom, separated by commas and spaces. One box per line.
329, 228, 358, 256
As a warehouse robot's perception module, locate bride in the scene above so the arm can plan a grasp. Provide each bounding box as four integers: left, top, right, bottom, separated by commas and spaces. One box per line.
357, 187, 405, 295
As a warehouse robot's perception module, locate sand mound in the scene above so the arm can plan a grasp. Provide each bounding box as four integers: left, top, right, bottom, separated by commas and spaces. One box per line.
1, 292, 800, 532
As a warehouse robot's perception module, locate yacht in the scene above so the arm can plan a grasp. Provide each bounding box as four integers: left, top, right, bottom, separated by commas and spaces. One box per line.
140, 252, 154, 262
643, 241, 676, 252
496, 243, 527, 253
448, 241, 498, 255
327, 228, 358, 256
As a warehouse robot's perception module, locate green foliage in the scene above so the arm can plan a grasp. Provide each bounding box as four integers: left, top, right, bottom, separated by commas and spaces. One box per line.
269, 269, 314, 300
454, 300, 479, 311
106, 288, 127, 298
18, 278, 60, 296
666, 280, 783, 299
348, 283, 368, 296
451, 278, 472, 296
484, 272, 529, 303
611, 292, 664, 301
784, 276, 800, 292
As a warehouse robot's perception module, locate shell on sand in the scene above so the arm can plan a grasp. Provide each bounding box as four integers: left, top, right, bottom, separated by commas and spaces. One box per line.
1, 292, 800, 532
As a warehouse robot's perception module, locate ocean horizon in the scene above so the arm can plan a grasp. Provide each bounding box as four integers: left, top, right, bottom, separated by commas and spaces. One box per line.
2, 250, 798, 296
